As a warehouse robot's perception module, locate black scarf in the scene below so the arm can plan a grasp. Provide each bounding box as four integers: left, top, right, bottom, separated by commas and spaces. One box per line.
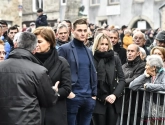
113, 42, 121, 53
127, 56, 142, 67
57, 39, 67, 46
94, 50, 114, 82
35, 48, 58, 73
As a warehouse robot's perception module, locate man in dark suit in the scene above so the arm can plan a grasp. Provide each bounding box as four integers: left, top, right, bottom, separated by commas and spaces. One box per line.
58, 18, 97, 125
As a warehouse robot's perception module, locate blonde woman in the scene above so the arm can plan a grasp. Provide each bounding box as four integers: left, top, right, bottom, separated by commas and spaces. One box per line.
150, 46, 165, 67
92, 33, 125, 125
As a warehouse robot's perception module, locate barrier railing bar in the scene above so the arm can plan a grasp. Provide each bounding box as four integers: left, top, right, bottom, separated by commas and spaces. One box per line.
147, 92, 153, 125
140, 91, 146, 125
120, 89, 125, 125
155, 93, 160, 125
133, 91, 139, 125
127, 90, 132, 125
161, 95, 165, 125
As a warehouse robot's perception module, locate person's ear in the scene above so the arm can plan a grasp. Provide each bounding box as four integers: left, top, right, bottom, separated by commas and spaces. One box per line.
32, 49, 36, 54
137, 51, 140, 56
14, 42, 17, 48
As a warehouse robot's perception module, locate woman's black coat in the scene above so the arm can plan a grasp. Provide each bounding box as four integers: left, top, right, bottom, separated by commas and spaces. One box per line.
93, 53, 125, 115
36, 49, 71, 125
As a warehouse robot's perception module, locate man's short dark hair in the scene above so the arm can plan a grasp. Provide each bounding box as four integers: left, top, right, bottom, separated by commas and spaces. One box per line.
73, 18, 87, 30
109, 29, 120, 38
63, 19, 71, 25
0, 20, 8, 26
37, 8, 43, 13
89, 23, 94, 27
121, 25, 127, 30
17, 32, 37, 52
7, 26, 19, 34
14, 24, 20, 28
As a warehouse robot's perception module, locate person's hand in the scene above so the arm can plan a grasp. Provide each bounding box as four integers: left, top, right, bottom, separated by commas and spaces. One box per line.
52, 81, 60, 92
144, 83, 147, 89
92, 96, 96, 100
67, 92, 76, 99
105, 94, 116, 104
146, 68, 156, 76
144, 70, 150, 77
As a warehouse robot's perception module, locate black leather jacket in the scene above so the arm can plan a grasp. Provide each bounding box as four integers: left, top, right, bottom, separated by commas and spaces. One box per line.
0, 49, 58, 125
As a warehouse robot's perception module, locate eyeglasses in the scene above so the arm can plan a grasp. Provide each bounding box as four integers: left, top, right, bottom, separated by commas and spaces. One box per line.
0, 51, 6, 55
9, 32, 18, 34
134, 37, 143, 40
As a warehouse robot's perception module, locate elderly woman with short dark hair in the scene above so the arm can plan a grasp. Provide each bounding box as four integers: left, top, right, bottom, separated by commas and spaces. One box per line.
129, 55, 165, 124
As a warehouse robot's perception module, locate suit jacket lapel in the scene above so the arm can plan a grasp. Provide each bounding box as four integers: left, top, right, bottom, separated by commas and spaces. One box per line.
71, 41, 79, 70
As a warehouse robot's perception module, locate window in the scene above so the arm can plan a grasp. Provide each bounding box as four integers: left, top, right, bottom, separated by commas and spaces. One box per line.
134, 0, 144, 3
61, 0, 67, 5
90, 0, 100, 6
108, 0, 120, 4
32, 0, 43, 12
99, 20, 107, 27
155, 0, 163, 1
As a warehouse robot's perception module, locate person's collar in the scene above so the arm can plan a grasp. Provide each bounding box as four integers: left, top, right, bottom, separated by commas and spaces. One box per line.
8, 48, 42, 65
127, 56, 141, 66
73, 38, 84, 47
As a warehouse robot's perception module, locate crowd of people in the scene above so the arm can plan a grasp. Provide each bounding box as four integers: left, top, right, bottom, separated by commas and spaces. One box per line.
0, 8, 165, 125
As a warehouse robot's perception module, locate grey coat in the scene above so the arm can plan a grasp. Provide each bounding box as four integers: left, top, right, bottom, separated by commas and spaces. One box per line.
129, 69, 165, 92
129, 69, 165, 116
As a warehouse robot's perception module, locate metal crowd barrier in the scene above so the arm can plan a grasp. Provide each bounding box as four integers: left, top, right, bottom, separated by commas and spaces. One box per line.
120, 88, 165, 125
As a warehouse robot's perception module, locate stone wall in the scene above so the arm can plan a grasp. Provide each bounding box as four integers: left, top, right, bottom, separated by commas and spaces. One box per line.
22, 0, 60, 26
161, 7, 165, 30
0, 0, 22, 27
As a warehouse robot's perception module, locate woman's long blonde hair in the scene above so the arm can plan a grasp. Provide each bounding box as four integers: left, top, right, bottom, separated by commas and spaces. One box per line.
92, 33, 113, 55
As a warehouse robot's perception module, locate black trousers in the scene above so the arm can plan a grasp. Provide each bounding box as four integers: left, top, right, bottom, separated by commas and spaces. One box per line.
92, 104, 120, 125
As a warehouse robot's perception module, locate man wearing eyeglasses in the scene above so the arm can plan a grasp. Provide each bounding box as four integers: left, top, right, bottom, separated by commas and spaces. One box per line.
4, 26, 18, 59
133, 31, 149, 55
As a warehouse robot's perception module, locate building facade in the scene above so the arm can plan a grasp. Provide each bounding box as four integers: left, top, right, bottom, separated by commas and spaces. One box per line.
87, 0, 165, 30
22, 0, 60, 27
0, 0, 164, 30
0, 0, 22, 27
